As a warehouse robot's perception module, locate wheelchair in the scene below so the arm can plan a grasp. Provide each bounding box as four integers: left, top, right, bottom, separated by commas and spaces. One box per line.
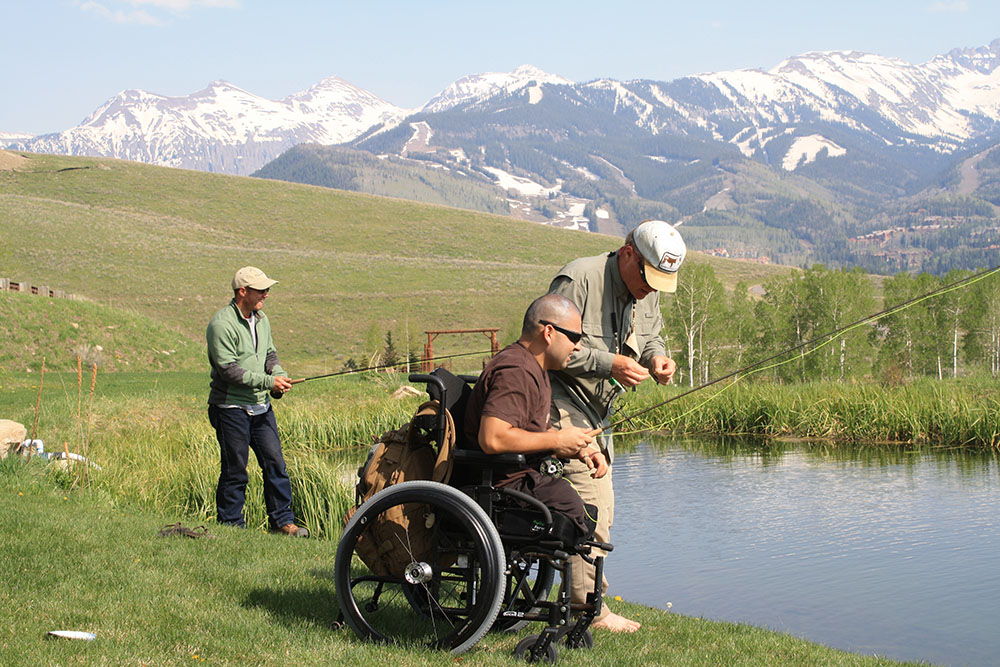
334, 368, 613, 662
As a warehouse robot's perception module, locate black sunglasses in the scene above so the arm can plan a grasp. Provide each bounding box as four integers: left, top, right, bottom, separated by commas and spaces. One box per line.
635, 249, 651, 286
539, 319, 583, 344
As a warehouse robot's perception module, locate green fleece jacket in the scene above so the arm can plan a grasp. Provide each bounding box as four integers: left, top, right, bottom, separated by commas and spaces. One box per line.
206, 300, 287, 406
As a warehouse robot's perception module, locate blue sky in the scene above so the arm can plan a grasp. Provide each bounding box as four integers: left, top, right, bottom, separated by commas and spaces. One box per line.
3, 1, 999, 135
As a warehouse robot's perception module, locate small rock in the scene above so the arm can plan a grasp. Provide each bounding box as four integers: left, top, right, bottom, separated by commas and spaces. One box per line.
0, 420, 27, 459
389, 386, 422, 400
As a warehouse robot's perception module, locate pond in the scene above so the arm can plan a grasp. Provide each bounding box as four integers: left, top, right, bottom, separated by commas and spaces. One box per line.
607, 436, 1000, 667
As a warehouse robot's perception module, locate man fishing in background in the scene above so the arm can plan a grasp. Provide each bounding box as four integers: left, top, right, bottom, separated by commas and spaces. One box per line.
206, 266, 308, 537
547, 219, 686, 632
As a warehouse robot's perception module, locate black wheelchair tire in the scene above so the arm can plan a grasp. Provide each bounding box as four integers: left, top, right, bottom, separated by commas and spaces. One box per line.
335, 481, 506, 655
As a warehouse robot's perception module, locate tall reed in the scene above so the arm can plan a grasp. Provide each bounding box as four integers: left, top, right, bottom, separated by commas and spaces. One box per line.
58, 376, 422, 539
618, 376, 1000, 449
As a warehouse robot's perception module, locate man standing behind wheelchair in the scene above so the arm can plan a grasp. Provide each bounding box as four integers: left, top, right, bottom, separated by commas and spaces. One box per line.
464, 294, 607, 538
548, 219, 687, 633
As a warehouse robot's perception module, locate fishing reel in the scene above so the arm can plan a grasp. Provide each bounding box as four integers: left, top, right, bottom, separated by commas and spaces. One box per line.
538, 456, 564, 479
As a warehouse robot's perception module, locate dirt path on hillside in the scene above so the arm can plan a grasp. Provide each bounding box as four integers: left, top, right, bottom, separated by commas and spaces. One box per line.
957, 149, 989, 195
0, 150, 28, 171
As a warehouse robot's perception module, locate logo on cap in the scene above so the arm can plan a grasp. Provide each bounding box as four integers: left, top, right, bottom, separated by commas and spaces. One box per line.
660, 253, 681, 272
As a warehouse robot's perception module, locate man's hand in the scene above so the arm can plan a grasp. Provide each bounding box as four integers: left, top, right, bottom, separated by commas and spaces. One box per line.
650, 355, 676, 384
552, 426, 594, 459
272, 375, 293, 394
611, 354, 650, 387
580, 447, 608, 478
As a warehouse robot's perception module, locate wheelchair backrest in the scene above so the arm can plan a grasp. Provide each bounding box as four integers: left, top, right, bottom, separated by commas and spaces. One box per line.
410, 367, 478, 450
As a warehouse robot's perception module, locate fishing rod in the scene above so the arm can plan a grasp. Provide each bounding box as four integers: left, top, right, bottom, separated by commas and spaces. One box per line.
288, 348, 496, 385
586, 264, 1000, 438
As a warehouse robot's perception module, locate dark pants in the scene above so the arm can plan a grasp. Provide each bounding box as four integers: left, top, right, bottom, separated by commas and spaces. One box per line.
209, 405, 294, 529
498, 468, 593, 538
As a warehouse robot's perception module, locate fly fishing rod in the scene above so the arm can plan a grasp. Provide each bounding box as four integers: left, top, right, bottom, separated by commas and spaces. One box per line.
586, 263, 1000, 438
288, 348, 496, 385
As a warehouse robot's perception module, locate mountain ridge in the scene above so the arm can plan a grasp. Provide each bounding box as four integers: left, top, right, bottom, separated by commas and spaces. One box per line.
6, 41, 1000, 273
7, 41, 1000, 176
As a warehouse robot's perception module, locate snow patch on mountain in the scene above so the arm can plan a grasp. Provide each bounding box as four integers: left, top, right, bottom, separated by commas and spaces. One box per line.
422, 65, 572, 113
782, 134, 846, 171
0, 130, 34, 142
484, 165, 560, 197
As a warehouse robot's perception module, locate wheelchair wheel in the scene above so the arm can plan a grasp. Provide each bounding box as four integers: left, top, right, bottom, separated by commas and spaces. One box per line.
494, 551, 555, 632
555, 626, 593, 649
335, 481, 506, 655
513, 634, 558, 663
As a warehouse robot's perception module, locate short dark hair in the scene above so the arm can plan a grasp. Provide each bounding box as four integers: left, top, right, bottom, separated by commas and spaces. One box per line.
521, 294, 579, 339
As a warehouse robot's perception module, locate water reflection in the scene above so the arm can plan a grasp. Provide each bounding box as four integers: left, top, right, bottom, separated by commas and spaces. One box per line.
609, 435, 1000, 667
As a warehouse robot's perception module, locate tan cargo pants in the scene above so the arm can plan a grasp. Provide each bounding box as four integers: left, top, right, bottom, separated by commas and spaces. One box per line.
550, 399, 614, 621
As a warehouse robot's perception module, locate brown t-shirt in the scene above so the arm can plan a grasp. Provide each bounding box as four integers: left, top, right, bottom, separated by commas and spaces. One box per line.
463, 342, 590, 538
464, 342, 551, 454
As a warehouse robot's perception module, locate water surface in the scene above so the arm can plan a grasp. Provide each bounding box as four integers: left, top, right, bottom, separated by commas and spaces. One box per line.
608, 437, 1000, 666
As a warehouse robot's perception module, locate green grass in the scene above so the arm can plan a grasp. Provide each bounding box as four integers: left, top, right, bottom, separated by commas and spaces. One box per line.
613, 376, 1000, 449
1, 463, 918, 666
1, 152, 793, 374
0, 368, 420, 539
0, 291, 202, 373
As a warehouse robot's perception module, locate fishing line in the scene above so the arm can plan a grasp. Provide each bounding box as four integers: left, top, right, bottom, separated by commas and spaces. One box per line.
291, 348, 496, 384
597, 264, 1000, 437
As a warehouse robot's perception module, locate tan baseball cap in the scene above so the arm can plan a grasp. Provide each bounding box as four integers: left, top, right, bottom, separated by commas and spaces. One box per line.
232, 266, 278, 291
632, 220, 686, 293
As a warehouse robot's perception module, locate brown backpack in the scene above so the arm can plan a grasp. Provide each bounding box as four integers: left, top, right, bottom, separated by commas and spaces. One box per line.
345, 400, 455, 578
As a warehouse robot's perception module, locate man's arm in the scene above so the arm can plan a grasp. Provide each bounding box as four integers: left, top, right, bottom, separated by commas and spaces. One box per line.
207, 321, 281, 391
479, 416, 593, 459
635, 295, 673, 383
637, 293, 667, 367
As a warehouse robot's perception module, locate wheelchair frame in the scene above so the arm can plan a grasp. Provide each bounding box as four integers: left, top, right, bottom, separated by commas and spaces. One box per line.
334, 369, 611, 663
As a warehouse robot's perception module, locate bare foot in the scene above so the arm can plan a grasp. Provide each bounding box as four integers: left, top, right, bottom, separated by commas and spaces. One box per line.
591, 612, 641, 633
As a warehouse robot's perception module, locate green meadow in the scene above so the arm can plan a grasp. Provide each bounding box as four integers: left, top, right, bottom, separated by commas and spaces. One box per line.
1, 151, 791, 375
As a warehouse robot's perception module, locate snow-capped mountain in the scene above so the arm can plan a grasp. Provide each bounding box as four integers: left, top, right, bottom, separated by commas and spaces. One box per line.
5, 41, 1000, 179
0, 130, 34, 142
421, 64, 574, 113
8, 78, 409, 175
541, 38, 1000, 170
695, 39, 1000, 152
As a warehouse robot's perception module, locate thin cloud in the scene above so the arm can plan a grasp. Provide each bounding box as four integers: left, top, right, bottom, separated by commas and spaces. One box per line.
926, 1, 969, 13
129, 0, 240, 10
78, 0, 240, 25
79, 1, 163, 25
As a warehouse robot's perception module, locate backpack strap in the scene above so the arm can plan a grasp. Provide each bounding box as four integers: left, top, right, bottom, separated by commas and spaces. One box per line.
409, 399, 455, 484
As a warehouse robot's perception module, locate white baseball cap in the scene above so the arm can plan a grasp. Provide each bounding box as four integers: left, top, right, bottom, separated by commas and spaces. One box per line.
632, 220, 686, 293
232, 266, 278, 291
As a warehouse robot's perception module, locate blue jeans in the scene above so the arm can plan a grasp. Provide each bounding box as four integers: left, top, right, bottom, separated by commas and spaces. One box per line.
209, 405, 295, 529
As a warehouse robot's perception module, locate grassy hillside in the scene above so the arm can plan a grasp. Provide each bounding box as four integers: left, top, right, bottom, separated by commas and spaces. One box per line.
252, 144, 512, 216
1, 151, 794, 373
0, 291, 202, 373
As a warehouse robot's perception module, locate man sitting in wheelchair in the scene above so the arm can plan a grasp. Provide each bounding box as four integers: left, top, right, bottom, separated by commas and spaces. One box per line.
464, 293, 608, 539
335, 294, 613, 661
